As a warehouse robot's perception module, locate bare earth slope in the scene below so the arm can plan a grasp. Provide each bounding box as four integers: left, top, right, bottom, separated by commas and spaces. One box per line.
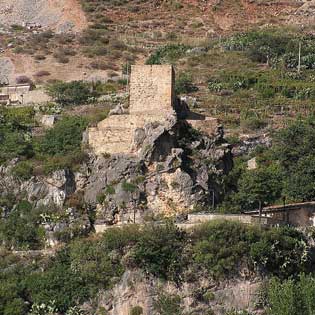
0, 0, 86, 32
1, 0, 315, 84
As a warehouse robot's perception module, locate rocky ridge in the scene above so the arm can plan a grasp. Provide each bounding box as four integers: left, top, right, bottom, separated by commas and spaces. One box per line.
0, 106, 232, 234
84, 111, 232, 226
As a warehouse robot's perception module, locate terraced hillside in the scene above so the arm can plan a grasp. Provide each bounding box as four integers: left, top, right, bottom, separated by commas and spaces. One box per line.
1, 0, 315, 83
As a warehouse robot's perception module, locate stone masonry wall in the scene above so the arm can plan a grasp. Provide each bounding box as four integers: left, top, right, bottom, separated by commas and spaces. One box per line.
129, 65, 175, 117
88, 65, 176, 155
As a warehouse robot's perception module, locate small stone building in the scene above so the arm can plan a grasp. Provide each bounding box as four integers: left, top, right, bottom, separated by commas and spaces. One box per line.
246, 202, 315, 227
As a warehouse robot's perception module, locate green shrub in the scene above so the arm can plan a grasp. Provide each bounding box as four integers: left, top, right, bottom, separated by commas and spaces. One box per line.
175, 72, 198, 94
105, 185, 115, 195
0, 201, 45, 250
208, 79, 224, 92
0, 126, 34, 164
3, 107, 36, 126
266, 274, 315, 315
146, 44, 189, 65
46, 81, 98, 105
240, 115, 268, 131
41, 150, 87, 174
133, 223, 185, 280
69, 239, 124, 293
192, 220, 260, 278
153, 293, 182, 315
38, 116, 88, 156
250, 227, 310, 278
11, 161, 34, 180
25, 250, 87, 312
101, 224, 141, 253
130, 305, 143, 315
96, 193, 106, 204
257, 84, 276, 98
0, 107, 35, 164
122, 181, 137, 193
203, 291, 215, 302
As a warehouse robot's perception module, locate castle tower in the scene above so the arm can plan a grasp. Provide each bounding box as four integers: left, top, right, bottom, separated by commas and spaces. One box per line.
129, 65, 175, 116
87, 65, 176, 155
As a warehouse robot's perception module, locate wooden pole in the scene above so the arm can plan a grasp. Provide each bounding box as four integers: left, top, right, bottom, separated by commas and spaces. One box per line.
259, 200, 262, 227
298, 41, 301, 74
126, 62, 129, 94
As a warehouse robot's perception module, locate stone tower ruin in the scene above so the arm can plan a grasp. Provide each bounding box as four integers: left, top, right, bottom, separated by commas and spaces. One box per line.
87, 65, 176, 155
129, 65, 175, 117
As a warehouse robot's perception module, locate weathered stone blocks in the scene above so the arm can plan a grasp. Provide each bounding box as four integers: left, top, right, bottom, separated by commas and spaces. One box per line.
87, 65, 176, 155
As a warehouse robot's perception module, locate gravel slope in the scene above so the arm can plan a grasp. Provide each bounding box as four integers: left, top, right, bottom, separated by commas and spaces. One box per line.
0, 0, 86, 32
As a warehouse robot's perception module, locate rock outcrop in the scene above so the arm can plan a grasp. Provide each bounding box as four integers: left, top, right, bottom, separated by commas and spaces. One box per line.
0, 161, 76, 208
92, 270, 261, 315
0, 65, 232, 230
83, 65, 232, 227
84, 113, 232, 227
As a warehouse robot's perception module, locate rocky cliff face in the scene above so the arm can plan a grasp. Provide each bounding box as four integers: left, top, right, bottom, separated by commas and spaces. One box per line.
0, 113, 232, 230
84, 113, 232, 226
0, 0, 86, 32
0, 162, 76, 208
88, 270, 261, 315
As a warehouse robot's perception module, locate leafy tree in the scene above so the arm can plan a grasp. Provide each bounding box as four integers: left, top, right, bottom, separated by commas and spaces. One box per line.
273, 117, 315, 170
284, 155, 315, 201
232, 163, 284, 210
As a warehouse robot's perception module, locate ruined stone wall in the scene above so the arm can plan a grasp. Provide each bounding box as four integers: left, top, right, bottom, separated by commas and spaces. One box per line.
88, 65, 176, 155
129, 65, 175, 116
1, 85, 31, 95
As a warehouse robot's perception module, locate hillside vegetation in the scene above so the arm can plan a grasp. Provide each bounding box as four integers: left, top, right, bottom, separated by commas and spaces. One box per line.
1, 221, 314, 315
2, 1, 315, 315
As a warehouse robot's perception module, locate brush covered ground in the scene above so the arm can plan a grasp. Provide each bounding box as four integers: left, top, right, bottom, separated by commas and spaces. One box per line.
0, 0, 314, 82
2, 1, 315, 315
